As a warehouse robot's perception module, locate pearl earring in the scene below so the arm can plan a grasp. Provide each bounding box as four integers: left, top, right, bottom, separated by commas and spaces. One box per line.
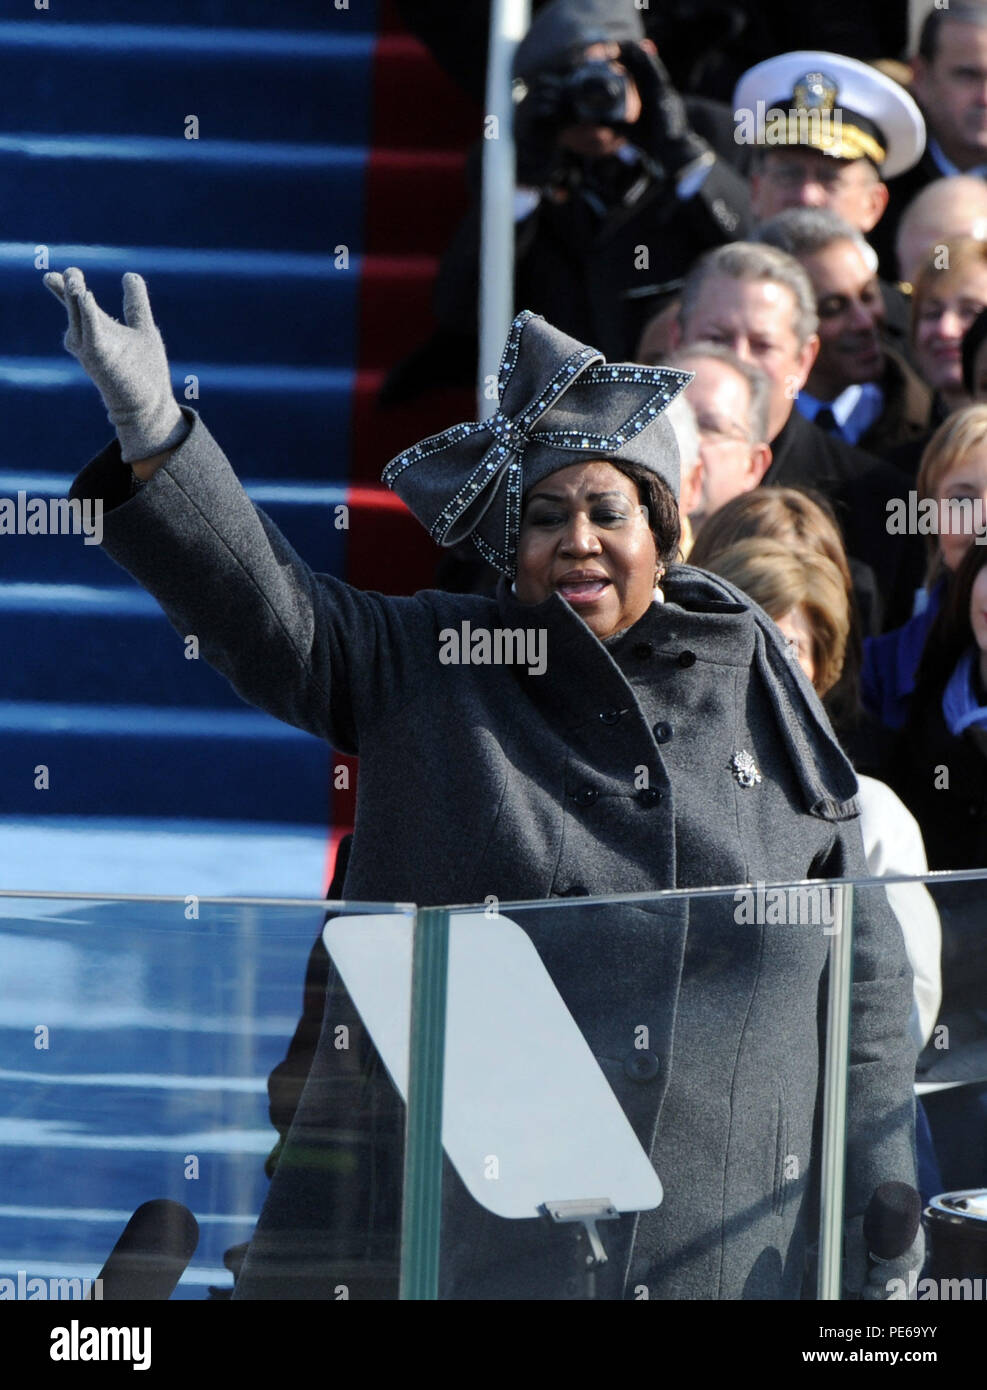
653, 566, 665, 605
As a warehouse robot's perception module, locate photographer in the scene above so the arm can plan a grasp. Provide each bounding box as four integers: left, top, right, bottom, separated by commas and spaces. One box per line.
385, 0, 751, 401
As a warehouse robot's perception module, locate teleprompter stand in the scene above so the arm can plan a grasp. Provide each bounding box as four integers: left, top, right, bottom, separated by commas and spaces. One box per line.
325, 910, 662, 1300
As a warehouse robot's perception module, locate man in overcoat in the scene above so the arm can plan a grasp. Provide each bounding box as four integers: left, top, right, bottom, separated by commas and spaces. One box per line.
385, 0, 751, 402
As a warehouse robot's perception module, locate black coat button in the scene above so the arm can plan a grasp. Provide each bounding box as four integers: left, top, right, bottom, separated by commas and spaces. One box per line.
678, 650, 696, 668
637, 787, 662, 806
624, 1051, 661, 1082
600, 708, 622, 724
558, 884, 589, 897
653, 720, 673, 744
632, 642, 654, 660
574, 786, 598, 807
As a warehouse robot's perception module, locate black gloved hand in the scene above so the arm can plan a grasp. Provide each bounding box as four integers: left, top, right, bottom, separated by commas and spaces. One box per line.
512, 72, 567, 188
619, 43, 710, 175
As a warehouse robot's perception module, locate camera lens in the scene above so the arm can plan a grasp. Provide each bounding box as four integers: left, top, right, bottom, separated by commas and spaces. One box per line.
564, 61, 627, 127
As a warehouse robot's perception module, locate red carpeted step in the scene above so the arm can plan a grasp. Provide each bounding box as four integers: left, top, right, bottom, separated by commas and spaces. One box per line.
373, 35, 480, 150
358, 253, 437, 368
349, 369, 476, 483
344, 481, 442, 595
364, 149, 470, 256
335, 3, 488, 860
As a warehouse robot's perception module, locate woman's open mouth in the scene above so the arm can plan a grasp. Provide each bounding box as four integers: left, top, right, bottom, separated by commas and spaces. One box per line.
556, 574, 611, 603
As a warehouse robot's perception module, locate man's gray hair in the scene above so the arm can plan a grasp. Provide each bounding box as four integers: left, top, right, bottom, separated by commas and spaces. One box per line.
663, 392, 700, 478
680, 241, 819, 345
752, 208, 879, 273
667, 341, 771, 446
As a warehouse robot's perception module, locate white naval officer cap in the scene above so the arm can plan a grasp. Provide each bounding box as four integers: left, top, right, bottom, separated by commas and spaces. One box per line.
733, 50, 926, 179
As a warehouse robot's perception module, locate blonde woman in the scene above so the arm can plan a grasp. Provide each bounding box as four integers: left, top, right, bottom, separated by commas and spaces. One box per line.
864, 403, 987, 728
910, 238, 987, 420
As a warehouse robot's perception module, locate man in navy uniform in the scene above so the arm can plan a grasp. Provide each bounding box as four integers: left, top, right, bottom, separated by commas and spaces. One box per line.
736, 50, 925, 343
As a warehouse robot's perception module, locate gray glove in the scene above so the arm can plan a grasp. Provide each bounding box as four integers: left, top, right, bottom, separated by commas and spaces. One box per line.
44, 267, 187, 463
844, 1214, 925, 1300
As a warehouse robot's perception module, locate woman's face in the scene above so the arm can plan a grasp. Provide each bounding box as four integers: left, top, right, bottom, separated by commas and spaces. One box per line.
775, 605, 817, 689
935, 443, 987, 572
913, 266, 987, 399
516, 460, 658, 640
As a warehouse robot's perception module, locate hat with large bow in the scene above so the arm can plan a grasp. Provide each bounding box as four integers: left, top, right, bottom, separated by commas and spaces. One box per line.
382, 310, 692, 576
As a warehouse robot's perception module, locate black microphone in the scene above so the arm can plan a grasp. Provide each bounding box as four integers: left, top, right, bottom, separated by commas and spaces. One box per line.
863, 1182, 922, 1266
86, 1199, 199, 1300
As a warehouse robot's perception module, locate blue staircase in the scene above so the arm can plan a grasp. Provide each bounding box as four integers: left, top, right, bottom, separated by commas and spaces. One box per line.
0, 3, 380, 879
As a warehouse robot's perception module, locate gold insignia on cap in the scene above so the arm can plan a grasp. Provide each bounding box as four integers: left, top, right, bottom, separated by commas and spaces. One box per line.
779, 72, 887, 165
793, 70, 838, 114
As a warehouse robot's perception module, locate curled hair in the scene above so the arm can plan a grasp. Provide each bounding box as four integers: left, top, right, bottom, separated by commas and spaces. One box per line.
688, 487, 861, 722
916, 403, 987, 585
699, 537, 849, 696
689, 486, 850, 585
608, 461, 681, 567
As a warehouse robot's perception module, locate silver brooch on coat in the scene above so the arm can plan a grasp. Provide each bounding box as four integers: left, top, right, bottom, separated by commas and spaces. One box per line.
730, 750, 761, 788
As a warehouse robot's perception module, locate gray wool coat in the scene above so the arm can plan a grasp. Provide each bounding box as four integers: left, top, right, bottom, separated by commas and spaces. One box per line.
70, 411, 918, 1301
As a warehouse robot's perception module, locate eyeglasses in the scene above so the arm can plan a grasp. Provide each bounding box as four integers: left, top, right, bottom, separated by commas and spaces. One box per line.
761, 162, 871, 193
698, 423, 752, 448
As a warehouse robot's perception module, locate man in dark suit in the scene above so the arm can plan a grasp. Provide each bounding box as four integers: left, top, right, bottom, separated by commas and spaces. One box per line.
875, 3, 987, 278
673, 240, 924, 628
753, 207, 932, 457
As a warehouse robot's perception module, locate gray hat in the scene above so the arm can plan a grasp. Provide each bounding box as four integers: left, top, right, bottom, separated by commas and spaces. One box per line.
513, 0, 644, 82
382, 311, 691, 577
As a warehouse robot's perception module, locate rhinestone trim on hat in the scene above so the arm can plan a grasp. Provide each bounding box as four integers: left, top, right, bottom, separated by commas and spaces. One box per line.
381, 312, 695, 573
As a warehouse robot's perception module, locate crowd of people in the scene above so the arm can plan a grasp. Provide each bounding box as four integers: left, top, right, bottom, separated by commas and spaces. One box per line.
47, 0, 987, 1299
394, 0, 987, 1212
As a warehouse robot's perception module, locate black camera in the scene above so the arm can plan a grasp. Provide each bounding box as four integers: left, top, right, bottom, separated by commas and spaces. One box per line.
525, 59, 630, 129
562, 60, 629, 126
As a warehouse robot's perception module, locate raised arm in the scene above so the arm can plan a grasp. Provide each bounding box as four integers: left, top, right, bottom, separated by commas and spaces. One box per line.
47, 270, 441, 753
44, 267, 188, 475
